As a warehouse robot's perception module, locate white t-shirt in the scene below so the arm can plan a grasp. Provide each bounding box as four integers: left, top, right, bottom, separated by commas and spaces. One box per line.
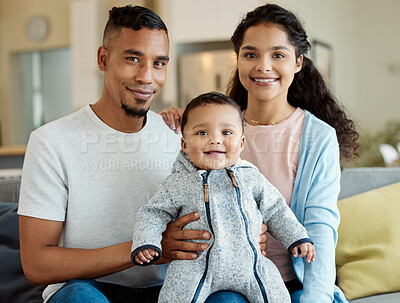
18, 105, 181, 301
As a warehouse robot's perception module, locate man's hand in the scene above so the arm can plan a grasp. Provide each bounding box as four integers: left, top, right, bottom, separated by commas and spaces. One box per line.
259, 223, 268, 257
159, 107, 183, 134
159, 212, 211, 263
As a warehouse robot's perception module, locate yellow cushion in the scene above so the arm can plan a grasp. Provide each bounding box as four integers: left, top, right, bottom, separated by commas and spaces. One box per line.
336, 182, 400, 300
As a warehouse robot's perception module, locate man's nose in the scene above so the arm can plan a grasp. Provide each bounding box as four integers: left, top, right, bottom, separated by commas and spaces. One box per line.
135, 63, 153, 84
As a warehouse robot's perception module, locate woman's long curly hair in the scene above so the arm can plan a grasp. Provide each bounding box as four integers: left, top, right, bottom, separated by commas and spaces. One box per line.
227, 4, 359, 163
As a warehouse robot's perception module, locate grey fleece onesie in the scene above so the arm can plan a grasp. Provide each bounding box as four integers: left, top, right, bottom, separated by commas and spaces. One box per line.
131, 151, 312, 303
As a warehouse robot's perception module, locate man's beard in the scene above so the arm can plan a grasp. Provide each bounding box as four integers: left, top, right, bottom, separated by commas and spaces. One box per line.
121, 100, 149, 118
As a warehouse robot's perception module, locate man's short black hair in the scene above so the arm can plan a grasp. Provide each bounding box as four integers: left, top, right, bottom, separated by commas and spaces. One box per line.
103, 5, 168, 48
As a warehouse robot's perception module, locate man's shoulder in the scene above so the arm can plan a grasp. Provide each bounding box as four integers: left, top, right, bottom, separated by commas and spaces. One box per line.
32, 106, 89, 138
147, 110, 176, 131
146, 110, 181, 145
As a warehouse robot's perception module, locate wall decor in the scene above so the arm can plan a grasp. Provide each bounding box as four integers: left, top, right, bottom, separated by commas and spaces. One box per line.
311, 40, 333, 84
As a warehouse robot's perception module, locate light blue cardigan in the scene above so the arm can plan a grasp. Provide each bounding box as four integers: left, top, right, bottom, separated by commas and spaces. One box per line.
290, 111, 348, 302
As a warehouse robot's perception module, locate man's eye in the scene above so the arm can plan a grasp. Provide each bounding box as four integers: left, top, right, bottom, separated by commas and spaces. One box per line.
127, 57, 139, 62
154, 61, 166, 68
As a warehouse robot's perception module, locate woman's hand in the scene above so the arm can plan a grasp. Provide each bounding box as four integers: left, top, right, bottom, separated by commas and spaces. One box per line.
259, 223, 268, 257
159, 107, 183, 134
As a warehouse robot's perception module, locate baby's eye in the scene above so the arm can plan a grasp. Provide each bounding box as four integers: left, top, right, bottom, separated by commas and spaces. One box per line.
196, 131, 207, 136
222, 130, 233, 135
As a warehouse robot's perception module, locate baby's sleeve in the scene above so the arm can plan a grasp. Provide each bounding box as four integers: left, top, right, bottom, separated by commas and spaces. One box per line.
131, 182, 179, 266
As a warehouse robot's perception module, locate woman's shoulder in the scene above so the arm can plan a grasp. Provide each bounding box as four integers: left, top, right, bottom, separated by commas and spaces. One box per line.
303, 110, 337, 138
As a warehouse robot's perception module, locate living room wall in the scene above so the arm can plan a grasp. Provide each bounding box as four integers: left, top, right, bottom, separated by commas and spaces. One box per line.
0, 0, 145, 145
352, 0, 400, 134
152, 0, 400, 136
0, 0, 72, 145
0, 0, 399, 146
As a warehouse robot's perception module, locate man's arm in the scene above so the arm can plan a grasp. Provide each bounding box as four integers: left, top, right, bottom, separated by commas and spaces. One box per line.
20, 212, 212, 286
19, 131, 132, 286
19, 216, 133, 286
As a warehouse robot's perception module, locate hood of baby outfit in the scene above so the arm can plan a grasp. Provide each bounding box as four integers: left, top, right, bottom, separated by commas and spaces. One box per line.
172, 150, 256, 178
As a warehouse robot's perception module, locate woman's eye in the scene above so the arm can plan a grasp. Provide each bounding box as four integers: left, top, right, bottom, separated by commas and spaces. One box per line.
273, 53, 285, 59
244, 52, 256, 59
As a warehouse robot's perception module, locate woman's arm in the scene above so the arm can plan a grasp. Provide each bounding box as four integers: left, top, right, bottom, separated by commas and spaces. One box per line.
298, 141, 342, 302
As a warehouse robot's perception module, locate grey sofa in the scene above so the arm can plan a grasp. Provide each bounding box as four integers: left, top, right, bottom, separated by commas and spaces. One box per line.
0, 175, 45, 303
1, 167, 400, 302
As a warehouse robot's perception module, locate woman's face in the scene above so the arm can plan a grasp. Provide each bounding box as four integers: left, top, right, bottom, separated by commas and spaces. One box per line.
237, 23, 303, 105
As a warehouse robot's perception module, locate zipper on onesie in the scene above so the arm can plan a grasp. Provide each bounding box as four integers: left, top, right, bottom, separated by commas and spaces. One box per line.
227, 169, 269, 303
192, 172, 213, 302
203, 182, 209, 202
229, 171, 238, 187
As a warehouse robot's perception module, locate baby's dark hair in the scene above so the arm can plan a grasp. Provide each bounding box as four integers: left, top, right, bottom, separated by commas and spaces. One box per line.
103, 5, 168, 49
181, 92, 244, 135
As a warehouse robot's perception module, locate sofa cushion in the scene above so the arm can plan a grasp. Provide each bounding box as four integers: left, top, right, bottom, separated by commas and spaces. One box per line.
336, 182, 400, 300
0, 202, 45, 303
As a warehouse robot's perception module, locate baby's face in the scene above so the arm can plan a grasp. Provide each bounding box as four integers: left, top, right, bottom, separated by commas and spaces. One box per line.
181, 104, 245, 170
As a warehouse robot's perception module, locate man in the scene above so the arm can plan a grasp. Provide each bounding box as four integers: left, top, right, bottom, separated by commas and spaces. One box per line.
18, 6, 265, 303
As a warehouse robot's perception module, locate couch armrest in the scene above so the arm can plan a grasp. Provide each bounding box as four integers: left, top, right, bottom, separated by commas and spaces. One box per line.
0, 202, 45, 302
0, 176, 22, 203
339, 167, 400, 199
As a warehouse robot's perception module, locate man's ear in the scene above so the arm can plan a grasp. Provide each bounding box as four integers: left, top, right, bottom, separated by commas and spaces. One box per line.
97, 46, 108, 72
295, 55, 303, 73
181, 137, 187, 153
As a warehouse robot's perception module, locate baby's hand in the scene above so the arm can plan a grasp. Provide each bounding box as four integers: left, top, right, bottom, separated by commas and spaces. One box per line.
134, 248, 159, 265
291, 242, 316, 263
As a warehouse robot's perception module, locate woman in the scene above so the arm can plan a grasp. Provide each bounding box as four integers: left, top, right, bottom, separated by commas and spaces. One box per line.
161, 4, 359, 302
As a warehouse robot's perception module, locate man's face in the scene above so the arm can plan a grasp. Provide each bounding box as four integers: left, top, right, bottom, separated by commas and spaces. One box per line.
99, 27, 169, 118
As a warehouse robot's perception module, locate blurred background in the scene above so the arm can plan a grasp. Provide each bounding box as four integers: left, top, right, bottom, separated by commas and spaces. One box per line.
0, 0, 399, 168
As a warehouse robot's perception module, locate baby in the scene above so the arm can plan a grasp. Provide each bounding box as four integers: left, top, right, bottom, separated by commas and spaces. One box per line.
131, 92, 315, 303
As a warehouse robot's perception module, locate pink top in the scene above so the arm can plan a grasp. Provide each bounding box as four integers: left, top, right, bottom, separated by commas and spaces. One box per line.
241, 107, 305, 282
